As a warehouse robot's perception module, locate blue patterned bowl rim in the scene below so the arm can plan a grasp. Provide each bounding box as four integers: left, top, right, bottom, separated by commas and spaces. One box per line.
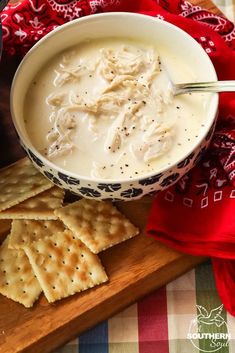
10, 12, 219, 184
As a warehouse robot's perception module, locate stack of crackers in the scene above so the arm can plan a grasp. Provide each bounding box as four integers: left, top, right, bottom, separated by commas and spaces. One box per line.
0, 159, 139, 308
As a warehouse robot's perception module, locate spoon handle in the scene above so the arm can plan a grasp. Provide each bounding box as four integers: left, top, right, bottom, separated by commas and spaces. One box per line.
173, 80, 235, 95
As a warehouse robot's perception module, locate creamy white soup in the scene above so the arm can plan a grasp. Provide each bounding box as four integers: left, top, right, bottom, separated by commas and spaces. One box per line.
24, 38, 208, 180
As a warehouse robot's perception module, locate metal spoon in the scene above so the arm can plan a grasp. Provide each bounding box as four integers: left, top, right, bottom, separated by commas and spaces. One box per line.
172, 80, 235, 96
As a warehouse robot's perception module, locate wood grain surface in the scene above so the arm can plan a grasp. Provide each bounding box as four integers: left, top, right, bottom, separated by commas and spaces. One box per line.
0, 0, 220, 352
190, 0, 223, 15
0, 198, 205, 353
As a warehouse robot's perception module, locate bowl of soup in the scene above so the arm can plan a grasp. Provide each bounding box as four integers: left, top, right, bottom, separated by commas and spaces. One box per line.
10, 13, 218, 201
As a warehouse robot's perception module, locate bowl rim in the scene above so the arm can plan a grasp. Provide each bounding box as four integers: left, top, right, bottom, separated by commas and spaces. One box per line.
10, 12, 219, 184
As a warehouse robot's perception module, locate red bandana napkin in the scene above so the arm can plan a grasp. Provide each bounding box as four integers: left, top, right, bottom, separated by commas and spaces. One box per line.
1, 0, 235, 314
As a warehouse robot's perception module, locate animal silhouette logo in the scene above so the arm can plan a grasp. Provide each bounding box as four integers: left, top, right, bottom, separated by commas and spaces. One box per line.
187, 304, 231, 352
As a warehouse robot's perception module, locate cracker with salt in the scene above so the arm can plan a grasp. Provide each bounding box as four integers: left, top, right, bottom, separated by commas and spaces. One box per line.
54, 199, 139, 253
8, 219, 65, 250
0, 187, 65, 220
0, 237, 41, 308
23, 230, 108, 303
0, 158, 53, 212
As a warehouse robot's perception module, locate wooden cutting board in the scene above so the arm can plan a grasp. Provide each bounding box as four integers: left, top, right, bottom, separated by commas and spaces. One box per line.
0, 199, 204, 353
0, 1, 223, 352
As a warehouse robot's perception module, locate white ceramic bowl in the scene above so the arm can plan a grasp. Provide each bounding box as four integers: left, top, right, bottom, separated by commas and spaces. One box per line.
11, 13, 218, 201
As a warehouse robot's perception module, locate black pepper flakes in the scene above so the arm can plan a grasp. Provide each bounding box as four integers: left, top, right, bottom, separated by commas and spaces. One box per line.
176, 106, 180, 109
